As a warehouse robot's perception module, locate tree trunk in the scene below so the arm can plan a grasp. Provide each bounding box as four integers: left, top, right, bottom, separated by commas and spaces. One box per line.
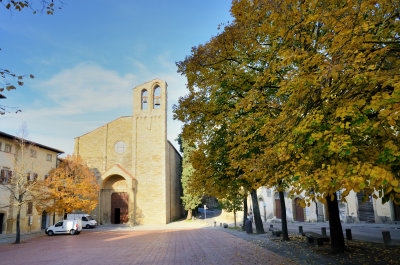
326, 193, 345, 253
251, 189, 264, 234
187, 209, 193, 220
279, 191, 290, 241
242, 196, 248, 230
15, 206, 21, 244
234, 210, 237, 227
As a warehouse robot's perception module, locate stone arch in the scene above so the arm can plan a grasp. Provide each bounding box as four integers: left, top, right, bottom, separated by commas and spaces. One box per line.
102, 174, 129, 224
258, 197, 266, 222
153, 85, 161, 109
141, 89, 148, 110
98, 165, 136, 225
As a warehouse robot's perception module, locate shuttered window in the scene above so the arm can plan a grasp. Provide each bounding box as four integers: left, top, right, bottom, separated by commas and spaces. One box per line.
27, 202, 33, 215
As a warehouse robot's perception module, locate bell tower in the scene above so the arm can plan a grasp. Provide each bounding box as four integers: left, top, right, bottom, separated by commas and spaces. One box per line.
131, 79, 168, 224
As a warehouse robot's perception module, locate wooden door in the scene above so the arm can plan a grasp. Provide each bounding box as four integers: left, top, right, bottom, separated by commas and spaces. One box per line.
275, 199, 281, 219
111, 192, 129, 224
394, 202, 400, 221
294, 198, 305, 222
0, 213, 3, 234
41, 211, 47, 229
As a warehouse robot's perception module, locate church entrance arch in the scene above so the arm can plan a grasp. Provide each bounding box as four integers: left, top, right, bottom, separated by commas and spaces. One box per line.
102, 174, 130, 224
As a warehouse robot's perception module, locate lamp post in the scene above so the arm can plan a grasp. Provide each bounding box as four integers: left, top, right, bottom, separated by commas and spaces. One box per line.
204, 205, 207, 223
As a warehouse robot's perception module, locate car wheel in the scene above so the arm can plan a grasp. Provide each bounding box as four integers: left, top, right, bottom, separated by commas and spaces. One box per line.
86, 224, 90, 229
47, 230, 54, 236
70, 229, 76, 235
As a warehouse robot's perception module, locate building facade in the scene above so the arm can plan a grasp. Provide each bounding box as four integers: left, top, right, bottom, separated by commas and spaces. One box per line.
74, 79, 183, 225
250, 187, 400, 224
0, 131, 63, 234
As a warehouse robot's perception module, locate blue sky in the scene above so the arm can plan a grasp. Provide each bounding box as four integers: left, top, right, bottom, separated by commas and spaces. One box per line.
0, 0, 232, 155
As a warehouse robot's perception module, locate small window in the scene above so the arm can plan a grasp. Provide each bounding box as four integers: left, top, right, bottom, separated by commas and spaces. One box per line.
141, 89, 148, 110
0, 168, 12, 184
153, 86, 161, 109
0, 169, 5, 184
26, 172, 37, 182
47, 154, 52, 161
5, 144, 11, 153
82, 217, 88, 221
55, 221, 63, 227
27, 202, 33, 215
30, 149, 37, 158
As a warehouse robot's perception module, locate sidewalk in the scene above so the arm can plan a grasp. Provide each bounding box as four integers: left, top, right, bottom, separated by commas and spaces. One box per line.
219, 226, 400, 265
264, 221, 400, 244
0, 230, 44, 244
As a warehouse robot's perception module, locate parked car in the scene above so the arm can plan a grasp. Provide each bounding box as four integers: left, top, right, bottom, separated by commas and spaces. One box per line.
45, 219, 82, 236
67, 213, 97, 229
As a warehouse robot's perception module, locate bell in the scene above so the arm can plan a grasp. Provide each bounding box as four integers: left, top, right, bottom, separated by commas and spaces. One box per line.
142, 97, 148, 103
155, 98, 161, 106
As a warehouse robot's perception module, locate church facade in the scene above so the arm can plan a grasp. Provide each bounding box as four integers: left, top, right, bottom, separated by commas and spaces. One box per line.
74, 79, 183, 225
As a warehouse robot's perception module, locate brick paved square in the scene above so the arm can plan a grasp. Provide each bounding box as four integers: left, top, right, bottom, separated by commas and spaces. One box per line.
0, 229, 296, 265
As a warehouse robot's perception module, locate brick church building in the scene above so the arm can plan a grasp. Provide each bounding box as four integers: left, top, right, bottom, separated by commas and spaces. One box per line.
74, 79, 183, 225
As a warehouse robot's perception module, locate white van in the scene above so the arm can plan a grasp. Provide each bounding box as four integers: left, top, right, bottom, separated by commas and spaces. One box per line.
45, 219, 82, 236
67, 213, 97, 229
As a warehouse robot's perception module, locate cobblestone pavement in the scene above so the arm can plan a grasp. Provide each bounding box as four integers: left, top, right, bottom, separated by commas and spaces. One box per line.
221, 227, 400, 265
0, 228, 297, 265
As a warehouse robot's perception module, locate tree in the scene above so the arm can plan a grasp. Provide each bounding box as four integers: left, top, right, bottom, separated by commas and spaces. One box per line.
175, 0, 399, 252
229, 0, 400, 252
0, 0, 62, 113
0, 132, 43, 243
219, 185, 243, 227
179, 136, 202, 220
174, 21, 269, 234
36, 155, 99, 218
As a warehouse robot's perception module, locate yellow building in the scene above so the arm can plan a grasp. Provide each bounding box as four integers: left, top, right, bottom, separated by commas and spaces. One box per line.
0, 131, 63, 234
74, 79, 183, 225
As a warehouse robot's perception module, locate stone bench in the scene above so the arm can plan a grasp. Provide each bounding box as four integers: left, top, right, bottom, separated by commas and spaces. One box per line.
304, 232, 329, 246
270, 228, 282, 237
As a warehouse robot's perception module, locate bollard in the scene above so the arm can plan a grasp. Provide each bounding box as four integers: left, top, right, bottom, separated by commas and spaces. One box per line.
220, 222, 222, 227
214, 221, 216, 227
321, 227, 327, 237
299, 226, 303, 235
346, 229, 352, 240
245, 219, 253, 234
192, 216, 194, 221
382, 231, 392, 247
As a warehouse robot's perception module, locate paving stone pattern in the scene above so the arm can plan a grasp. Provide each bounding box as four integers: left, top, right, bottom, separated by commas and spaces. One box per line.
0, 229, 296, 265
222, 227, 400, 265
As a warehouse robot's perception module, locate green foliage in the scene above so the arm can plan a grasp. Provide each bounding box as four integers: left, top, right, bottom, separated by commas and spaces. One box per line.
219, 189, 243, 214
180, 136, 202, 212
